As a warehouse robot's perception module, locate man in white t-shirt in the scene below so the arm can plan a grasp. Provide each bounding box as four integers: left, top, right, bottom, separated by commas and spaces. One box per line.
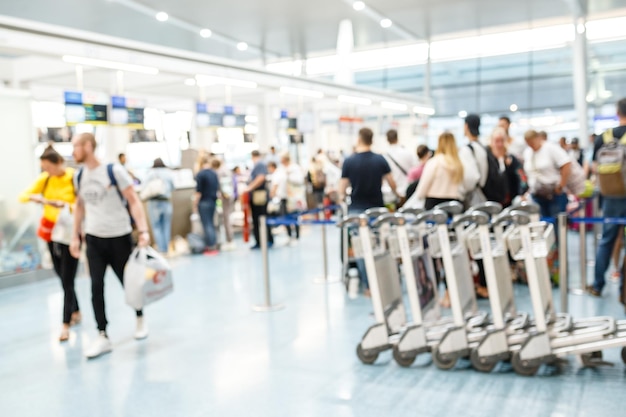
523, 130, 571, 218
458, 114, 487, 204
70, 133, 151, 359
384, 129, 417, 199
271, 153, 305, 244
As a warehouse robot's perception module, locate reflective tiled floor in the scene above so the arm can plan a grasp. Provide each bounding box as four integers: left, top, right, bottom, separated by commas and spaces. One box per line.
0, 227, 624, 417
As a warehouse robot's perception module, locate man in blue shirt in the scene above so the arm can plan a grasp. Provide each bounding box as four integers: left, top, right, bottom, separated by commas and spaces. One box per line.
339, 127, 398, 212
194, 155, 220, 255
243, 150, 274, 249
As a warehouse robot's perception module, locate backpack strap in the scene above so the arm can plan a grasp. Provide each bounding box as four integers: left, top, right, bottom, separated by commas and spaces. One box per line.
107, 163, 126, 203
603, 128, 626, 144
74, 168, 83, 195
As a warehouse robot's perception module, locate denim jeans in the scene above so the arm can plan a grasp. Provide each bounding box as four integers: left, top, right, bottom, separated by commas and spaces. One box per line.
147, 200, 172, 253
593, 197, 626, 292
531, 193, 568, 219
198, 200, 217, 249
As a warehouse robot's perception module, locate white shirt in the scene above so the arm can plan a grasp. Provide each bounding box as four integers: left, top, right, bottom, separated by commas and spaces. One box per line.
458, 141, 488, 190
523, 141, 571, 191
508, 136, 527, 162
272, 163, 304, 199
384, 144, 418, 197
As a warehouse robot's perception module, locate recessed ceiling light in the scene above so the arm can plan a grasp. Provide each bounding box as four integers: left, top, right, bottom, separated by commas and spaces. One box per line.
184, 78, 196, 86
510, 104, 518, 112
413, 106, 436, 116
156, 12, 169, 22
237, 42, 249, 51
200, 29, 212, 38
458, 110, 468, 118
380, 19, 393, 28
353, 1, 365, 11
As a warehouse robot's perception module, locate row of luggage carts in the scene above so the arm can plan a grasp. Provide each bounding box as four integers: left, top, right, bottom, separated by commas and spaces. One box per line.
338, 201, 626, 376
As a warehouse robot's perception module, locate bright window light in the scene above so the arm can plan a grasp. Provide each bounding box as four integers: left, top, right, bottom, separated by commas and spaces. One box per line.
280, 86, 324, 98
184, 78, 196, 86
156, 12, 169, 22
62, 55, 159, 75
266, 60, 304, 76
237, 42, 249, 51
195, 74, 257, 89
349, 43, 428, 71
306, 55, 339, 76
200, 29, 212, 38
381, 101, 407, 111
353, 1, 365, 11
338, 95, 372, 105
587, 17, 626, 42
413, 106, 435, 116
245, 115, 259, 123
380, 19, 393, 29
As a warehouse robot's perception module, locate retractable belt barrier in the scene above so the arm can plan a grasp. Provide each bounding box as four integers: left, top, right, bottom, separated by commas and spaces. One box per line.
252, 205, 345, 313
556, 193, 626, 313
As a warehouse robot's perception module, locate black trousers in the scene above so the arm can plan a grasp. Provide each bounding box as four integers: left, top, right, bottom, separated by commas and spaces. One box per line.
251, 203, 273, 246
280, 199, 300, 239
48, 241, 79, 324
85, 234, 142, 332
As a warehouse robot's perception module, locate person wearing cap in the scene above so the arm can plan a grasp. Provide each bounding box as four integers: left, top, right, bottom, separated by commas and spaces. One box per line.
458, 113, 487, 205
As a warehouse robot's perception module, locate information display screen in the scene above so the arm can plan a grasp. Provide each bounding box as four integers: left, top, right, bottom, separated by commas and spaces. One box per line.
64, 91, 108, 125
110, 96, 144, 128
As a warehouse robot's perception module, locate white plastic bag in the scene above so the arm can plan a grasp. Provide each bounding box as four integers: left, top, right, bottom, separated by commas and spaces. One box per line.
51, 205, 73, 245
125, 247, 174, 310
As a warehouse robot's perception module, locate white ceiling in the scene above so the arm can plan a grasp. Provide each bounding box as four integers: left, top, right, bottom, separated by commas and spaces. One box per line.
2, 0, 626, 61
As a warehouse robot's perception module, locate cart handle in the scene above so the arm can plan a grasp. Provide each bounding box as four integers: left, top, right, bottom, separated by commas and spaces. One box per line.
372, 212, 408, 227
433, 200, 464, 215
508, 210, 532, 225
337, 214, 367, 228
510, 201, 540, 215
413, 209, 448, 225
363, 207, 389, 218
468, 201, 503, 216
450, 211, 490, 228
398, 207, 425, 216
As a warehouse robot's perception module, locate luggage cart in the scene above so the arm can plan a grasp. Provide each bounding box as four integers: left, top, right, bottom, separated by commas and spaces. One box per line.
463, 203, 532, 372
338, 213, 406, 364
426, 202, 491, 369
505, 210, 626, 376
379, 209, 443, 367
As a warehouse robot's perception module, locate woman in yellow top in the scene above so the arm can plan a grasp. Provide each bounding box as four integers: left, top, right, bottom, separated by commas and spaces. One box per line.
19, 146, 81, 342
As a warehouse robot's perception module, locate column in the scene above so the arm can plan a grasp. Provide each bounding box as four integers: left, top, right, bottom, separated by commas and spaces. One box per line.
572, 15, 589, 147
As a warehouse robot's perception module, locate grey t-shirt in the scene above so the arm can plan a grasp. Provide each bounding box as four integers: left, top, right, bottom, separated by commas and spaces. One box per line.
78, 163, 133, 238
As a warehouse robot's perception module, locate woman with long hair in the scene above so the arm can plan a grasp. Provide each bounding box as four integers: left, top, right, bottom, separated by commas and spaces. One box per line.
143, 158, 175, 254
415, 132, 464, 210
19, 146, 80, 342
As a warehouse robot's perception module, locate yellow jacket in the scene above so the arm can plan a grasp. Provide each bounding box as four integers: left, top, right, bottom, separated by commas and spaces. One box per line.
19, 168, 76, 223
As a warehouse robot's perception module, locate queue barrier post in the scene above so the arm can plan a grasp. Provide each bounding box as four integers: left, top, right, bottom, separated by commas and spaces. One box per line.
558, 212, 569, 314
252, 215, 285, 312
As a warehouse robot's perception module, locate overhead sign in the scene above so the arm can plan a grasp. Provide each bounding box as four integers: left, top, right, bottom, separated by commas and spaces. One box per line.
110, 95, 145, 128
64, 90, 108, 126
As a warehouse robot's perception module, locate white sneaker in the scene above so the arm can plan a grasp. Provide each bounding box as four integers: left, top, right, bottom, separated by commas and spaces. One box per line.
85, 331, 112, 359
134, 316, 149, 340
222, 242, 237, 251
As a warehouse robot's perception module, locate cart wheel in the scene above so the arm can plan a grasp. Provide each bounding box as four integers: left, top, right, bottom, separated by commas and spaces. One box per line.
356, 343, 378, 365
392, 346, 417, 368
470, 349, 496, 373
621, 347, 626, 365
511, 352, 540, 377
432, 346, 457, 370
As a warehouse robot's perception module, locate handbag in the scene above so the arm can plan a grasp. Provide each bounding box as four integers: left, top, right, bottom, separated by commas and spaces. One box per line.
51, 205, 73, 245
37, 217, 55, 242
532, 182, 556, 200
139, 177, 167, 201
252, 189, 268, 206
125, 247, 174, 310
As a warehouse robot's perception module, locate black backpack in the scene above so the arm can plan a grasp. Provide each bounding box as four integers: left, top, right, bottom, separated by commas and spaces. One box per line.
469, 144, 508, 204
